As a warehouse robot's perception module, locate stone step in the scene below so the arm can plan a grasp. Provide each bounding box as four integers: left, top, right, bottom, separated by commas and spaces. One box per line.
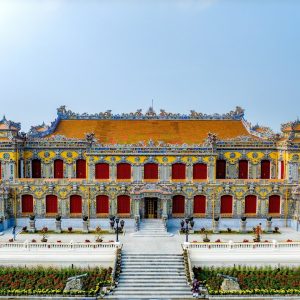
123, 254, 182, 256
117, 278, 187, 283
112, 291, 192, 295
107, 295, 192, 299
117, 282, 188, 287
114, 287, 191, 291
121, 264, 184, 268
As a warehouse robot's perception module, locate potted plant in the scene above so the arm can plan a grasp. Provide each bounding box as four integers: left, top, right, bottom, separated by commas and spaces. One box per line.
82, 215, 88, 221
68, 226, 72, 233
55, 214, 62, 221
241, 216, 247, 221
41, 226, 48, 242
95, 226, 103, 243
29, 214, 35, 221
202, 230, 210, 242
274, 226, 280, 233
22, 226, 27, 232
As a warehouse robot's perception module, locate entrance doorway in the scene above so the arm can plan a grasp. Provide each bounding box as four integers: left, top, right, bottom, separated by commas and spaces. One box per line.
144, 198, 158, 218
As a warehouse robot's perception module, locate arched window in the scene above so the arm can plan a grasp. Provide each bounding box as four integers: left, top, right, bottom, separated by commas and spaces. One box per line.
32, 159, 41, 178
269, 195, 280, 214
216, 159, 226, 179
193, 163, 207, 180
261, 160, 271, 179
144, 163, 158, 180
96, 195, 109, 214
46, 195, 58, 214
172, 163, 186, 180
95, 163, 109, 179
76, 159, 86, 178
117, 195, 130, 214
70, 195, 82, 214
117, 163, 131, 180
239, 160, 248, 179
22, 195, 33, 214
245, 195, 257, 214
172, 195, 185, 214
54, 159, 64, 179
194, 195, 206, 214
220, 195, 233, 214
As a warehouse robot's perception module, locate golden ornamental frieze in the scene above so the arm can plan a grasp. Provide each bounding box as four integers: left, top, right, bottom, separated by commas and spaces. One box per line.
255, 186, 272, 199
60, 151, 79, 163
288, 153, 300, 163
182, 185, 197, 197
0, 152, 17, 162
37, 151, 56, 164
55, 186, 72, 199
246, 152, 264, 165
30, 186, 47, 199
224, 152, 242, 164
231, 186, 248, 199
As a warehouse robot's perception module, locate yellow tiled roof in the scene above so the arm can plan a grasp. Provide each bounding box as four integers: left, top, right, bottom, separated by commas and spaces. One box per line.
50, 119, 257, 144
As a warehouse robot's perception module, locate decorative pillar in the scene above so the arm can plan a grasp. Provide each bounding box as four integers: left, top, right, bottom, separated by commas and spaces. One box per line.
186, 164, 193, 182
208, 159, 215, 183
110, 196, 117, 216
110, 164, 116, 182
162, 198, 168, 219
88, 163, 94, 182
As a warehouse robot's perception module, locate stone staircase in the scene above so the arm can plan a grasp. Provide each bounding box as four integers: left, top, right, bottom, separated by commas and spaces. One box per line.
108, 253, 192, 299
132, 219, 173, 237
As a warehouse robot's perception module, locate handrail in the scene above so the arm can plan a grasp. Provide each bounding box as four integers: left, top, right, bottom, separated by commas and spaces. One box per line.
182, 240, 300, 250
0, 240, 122, 250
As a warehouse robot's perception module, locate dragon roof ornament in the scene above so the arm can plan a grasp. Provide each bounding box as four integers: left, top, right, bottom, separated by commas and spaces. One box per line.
281, 119, 300, 132
0, 115, 21, 131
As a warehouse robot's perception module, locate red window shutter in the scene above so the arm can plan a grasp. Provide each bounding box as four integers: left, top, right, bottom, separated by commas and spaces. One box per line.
32, 159, 41, 178
269, 195, 280, 214
96, 195, 109, 214
46, 195, 58, 214
280, 161, 285, 179
22, 195, 33, 213
117, 195, 130, 214
238, 160, 248, 179
76, 159, 86, 179
54, 159, 64, 178
261, 160, 271, 179
70, 195, 82, 214
117, 163, 131, 179
193, 164, 207, 180
216, 160, 226, 179
95, 163, 109, 179
144, 163, 158, 180
194, 195, 206, 214
221, 195, 233, 214
245, 195, 257, 214
172, 195, 185, 214
172, 163, 186, 180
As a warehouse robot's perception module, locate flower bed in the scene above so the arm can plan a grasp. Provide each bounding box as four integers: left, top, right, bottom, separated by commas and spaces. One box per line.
0, 266, 112, 296
193, 266, 300, 295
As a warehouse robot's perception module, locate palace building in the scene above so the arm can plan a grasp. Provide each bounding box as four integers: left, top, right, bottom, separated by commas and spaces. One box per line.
0, 106, 300, 229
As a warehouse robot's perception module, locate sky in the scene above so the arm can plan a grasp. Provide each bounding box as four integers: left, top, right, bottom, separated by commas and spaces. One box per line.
0, 0, 299, 132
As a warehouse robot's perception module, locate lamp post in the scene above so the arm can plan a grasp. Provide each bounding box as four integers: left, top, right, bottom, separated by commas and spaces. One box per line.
184, 217, 194, 243
109, 216, 125, 242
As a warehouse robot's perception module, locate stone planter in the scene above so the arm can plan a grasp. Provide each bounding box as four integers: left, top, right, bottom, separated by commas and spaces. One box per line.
266, 220, 273, 233
55, 220, 62, 233
82, 220, 89, 233
240, 220, 247, 233
29, 220, 36, 233
213, 220, 219, 233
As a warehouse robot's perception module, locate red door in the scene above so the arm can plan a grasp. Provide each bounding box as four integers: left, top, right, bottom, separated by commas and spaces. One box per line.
95, 163, 109, 179
193, 164, 207, 180
70, 195, 82, 214
239, 160, 248, 179
172, 163, 186, 180
117, 163, 131, 180
216, 160, 226, 179
22, 195, 33, 213
245, 195, 256, 214
54, 159, 64, 178
144, 163, 158, 180
76, 159, 86, 178
96, 195, 109, 214
194, 195, 206, 214
32, 159, 41, 178
221, 195, 233, 214
261, 160, 271, 179
269, 195, 280, 214
172, 195, 185, 214
46, 195, 58, 214
117, 195, 130, 214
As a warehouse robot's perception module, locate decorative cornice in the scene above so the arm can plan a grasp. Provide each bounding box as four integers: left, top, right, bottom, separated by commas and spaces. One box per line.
56, 105, 245, 121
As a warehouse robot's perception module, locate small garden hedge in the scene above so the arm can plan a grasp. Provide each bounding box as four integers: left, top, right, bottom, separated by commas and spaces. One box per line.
0, 266, 112, 296
193, 266, 300, 295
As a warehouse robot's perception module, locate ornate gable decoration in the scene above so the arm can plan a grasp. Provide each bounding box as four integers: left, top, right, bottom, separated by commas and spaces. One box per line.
0, 116, 21, 131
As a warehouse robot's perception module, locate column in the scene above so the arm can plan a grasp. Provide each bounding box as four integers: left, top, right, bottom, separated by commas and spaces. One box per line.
110, 164, 116, 181
162, 198, 168, 218
110, 196, 117, 215
88, 163, 94, 182
208, 160, 215, 183
186, 164, 193, 182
